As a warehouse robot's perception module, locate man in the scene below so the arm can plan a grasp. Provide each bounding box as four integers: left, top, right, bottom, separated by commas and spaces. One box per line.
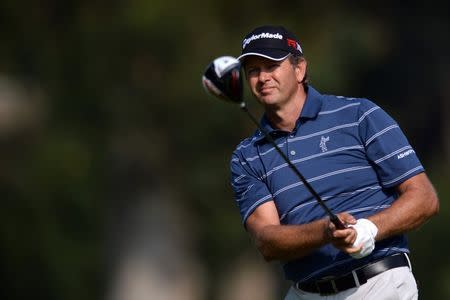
230, 25, 439, 299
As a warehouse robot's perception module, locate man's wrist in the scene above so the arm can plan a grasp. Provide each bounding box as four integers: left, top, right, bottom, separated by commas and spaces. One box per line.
321, 218, 333, 244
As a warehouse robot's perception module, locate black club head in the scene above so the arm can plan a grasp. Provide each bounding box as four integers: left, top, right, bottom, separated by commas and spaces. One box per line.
202, 56, 243, 104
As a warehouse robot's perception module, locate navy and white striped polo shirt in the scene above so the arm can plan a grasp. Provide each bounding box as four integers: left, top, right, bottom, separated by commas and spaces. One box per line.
230, 86, 424, 283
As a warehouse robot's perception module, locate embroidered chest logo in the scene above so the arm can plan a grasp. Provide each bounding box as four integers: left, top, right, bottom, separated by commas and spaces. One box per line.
319, 136, 330, 152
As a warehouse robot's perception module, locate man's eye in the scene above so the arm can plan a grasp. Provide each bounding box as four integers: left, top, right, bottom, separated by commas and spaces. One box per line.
247, 68, 258, 75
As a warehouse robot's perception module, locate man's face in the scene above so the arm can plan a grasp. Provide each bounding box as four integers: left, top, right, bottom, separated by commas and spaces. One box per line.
244, 55, 305, 107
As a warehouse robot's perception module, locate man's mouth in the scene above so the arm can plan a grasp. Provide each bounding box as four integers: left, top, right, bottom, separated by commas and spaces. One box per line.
259, 86, 275, 94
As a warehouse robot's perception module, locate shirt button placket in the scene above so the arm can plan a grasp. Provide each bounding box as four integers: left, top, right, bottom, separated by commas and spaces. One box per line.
287, 135, 296, 157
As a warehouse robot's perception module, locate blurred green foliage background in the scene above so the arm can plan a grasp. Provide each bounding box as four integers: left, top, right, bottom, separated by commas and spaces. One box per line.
0, 1, 449, 299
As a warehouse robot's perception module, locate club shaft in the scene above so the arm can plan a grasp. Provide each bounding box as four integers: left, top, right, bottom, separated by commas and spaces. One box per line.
240, 103, 345, 229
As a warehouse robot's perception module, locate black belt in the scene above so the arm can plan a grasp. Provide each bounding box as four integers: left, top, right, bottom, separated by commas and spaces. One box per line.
296, 253, 410, 295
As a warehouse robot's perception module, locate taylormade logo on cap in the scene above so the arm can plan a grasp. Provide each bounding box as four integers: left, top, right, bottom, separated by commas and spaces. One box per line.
238, 25, 303, 61
242, 32, 283, 49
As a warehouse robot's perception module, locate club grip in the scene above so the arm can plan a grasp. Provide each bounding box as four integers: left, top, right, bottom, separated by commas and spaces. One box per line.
330, 214, 346, 229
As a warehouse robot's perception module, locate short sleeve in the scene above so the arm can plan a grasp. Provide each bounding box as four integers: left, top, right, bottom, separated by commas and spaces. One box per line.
358, 99, 424, 188
230, 151, 273, 225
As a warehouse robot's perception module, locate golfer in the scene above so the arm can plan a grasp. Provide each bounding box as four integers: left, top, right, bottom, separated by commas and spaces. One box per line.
230, 25, 439, 299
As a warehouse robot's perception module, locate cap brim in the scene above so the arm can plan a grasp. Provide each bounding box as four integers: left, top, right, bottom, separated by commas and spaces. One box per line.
237, 49, 290, 61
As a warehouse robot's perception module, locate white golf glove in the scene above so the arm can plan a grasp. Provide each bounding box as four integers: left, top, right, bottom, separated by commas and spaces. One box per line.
349, 218, 378, 259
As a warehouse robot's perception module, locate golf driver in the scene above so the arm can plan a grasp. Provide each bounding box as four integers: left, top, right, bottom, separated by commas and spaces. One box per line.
202, 56, 345, 229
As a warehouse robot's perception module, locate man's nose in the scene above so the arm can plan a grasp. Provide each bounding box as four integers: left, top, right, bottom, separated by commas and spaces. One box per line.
258, 70, 271, 82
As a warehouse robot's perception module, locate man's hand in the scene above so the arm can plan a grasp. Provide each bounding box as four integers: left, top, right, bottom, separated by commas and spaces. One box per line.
328, 214, 378, 258
348, 219, 378, 259
328, 213, 362, 255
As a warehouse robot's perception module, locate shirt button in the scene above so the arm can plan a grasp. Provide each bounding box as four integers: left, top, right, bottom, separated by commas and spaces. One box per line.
290, 150, 296, 156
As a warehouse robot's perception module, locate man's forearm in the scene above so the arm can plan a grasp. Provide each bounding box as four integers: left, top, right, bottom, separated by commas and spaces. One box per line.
368, 173, 439, 241
253, 218, 330, 261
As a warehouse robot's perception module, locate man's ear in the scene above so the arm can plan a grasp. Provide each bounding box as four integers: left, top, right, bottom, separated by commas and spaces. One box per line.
295, 60, 307, 83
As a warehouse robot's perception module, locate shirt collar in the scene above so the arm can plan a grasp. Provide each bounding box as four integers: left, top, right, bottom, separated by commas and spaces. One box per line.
254, 86, 323, 142
300, 86, 323, 119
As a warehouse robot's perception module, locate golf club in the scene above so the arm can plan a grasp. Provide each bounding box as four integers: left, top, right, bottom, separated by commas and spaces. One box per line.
202, 56, 345, 229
